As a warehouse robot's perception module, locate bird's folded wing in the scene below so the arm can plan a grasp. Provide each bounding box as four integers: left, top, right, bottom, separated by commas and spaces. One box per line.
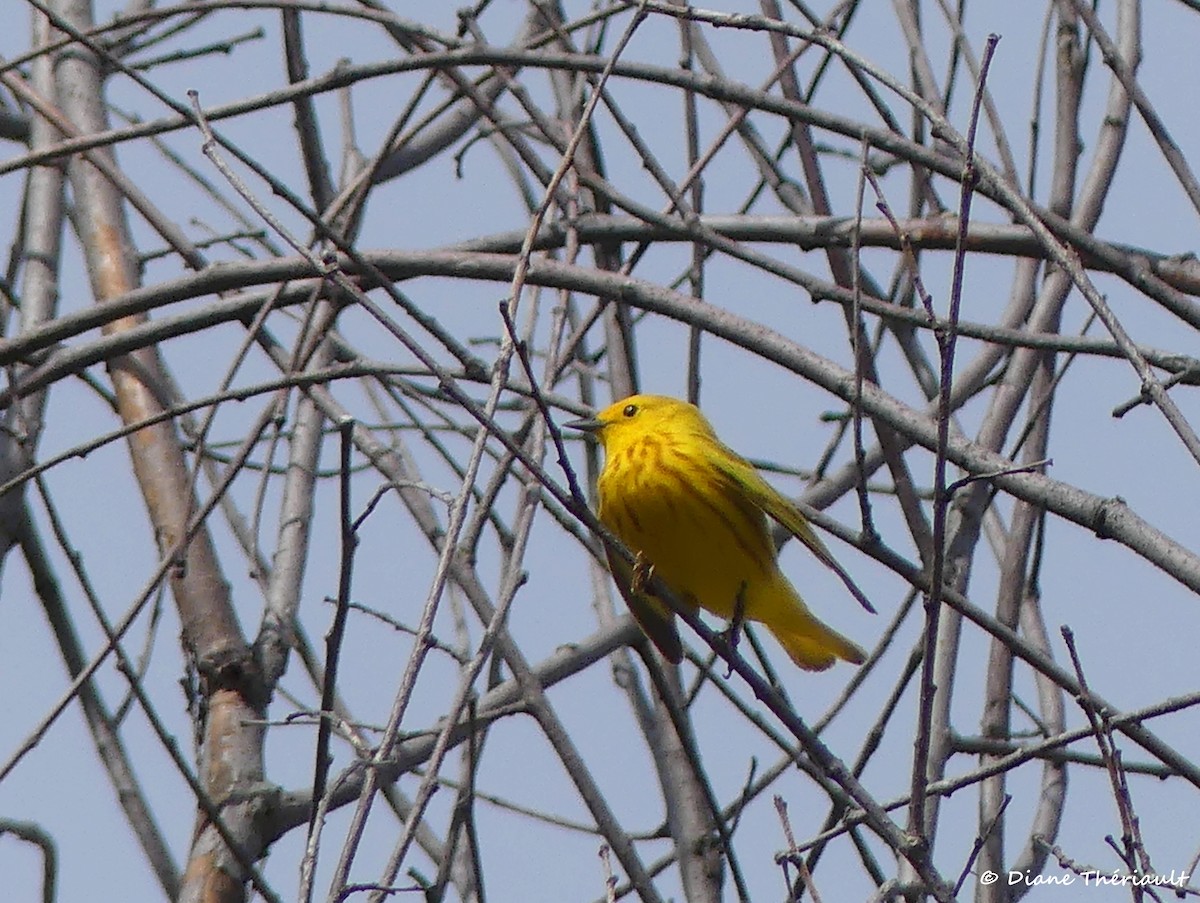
604, 543, 683, 663
708, 447, 876, 614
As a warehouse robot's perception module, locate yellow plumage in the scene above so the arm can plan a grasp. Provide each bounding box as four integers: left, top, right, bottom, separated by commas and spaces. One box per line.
568, 394, 868, 671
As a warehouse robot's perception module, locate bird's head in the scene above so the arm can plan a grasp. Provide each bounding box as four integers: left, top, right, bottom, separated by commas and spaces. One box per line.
565, 394, 715, 453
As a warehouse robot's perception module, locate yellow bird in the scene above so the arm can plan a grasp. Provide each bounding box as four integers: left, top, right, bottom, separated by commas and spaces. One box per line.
567, 394, 870, 671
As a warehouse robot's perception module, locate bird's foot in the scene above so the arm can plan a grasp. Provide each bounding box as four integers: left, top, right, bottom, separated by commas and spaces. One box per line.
631, 552, 655, 595
717, 582, 749, 677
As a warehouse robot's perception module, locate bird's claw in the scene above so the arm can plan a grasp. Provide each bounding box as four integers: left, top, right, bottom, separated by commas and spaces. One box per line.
717, 581, 749, 677
631, 552, 655, 594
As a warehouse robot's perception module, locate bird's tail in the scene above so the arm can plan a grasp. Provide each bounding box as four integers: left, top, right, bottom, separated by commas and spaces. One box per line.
764, 584, 867, 671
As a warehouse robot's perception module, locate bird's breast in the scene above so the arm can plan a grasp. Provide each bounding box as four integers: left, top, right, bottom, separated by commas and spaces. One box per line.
598, 435, 691, 538
597, 435, 778, 614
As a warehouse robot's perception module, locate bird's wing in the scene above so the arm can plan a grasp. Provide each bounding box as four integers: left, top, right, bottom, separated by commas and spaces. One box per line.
708, 444, 876, 614
604, 542, 683, 663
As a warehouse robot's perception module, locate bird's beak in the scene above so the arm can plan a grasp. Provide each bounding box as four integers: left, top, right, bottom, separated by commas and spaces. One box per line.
563, 415, 604, 433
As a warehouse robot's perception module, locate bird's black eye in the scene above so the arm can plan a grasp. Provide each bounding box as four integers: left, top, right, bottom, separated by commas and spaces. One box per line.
622, 404, 638, 418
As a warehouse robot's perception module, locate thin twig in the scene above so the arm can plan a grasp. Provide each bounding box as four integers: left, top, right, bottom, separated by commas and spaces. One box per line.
909, 31, 1001, 842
